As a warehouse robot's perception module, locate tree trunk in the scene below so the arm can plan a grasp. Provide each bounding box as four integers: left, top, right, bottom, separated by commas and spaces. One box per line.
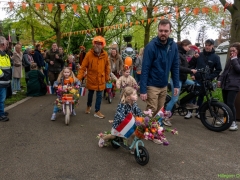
144, 0, 153, 46
144, 25, 151, 46
30, 25, 35, 45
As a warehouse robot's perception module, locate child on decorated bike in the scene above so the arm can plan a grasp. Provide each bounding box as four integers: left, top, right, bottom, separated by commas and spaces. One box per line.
50, 67, 81, 121
98, 86, 142, 152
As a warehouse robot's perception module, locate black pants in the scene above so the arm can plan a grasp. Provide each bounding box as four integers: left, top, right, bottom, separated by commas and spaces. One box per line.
222, 90, 238, 122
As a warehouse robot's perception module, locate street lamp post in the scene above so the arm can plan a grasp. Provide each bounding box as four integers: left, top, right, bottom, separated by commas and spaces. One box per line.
126, 12, 132, 34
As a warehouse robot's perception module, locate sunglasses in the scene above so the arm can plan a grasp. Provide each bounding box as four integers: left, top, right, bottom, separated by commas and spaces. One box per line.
94, 41, 103, 46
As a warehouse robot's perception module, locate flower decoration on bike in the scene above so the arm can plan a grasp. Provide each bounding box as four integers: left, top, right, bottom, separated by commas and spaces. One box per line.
135, 107, 178, 145
55, 84, 80, 108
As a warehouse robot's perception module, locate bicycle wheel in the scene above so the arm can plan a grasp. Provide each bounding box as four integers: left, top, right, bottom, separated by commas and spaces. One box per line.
111, 137, 123, 149
134, 146, 149, 166
108, 92, 112, 104
200, 101, 233, 132
65, 104, 71, 125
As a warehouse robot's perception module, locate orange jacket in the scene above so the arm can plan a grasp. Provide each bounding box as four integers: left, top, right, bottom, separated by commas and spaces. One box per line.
77, 49, 110, 91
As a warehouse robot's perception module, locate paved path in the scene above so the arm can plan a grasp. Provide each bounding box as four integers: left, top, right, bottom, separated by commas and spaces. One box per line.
1, 93, 240, 180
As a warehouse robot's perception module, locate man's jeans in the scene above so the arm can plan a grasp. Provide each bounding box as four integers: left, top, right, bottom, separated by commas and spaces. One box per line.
165, 79, 195, 111
87, 90, 103, 112
0, 88, 7, 116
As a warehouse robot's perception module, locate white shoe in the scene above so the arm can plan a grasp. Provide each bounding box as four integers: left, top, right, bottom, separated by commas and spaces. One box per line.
12, 91, 17, 95
184, 111, 192, 119
72, 109, 76, 116
51, 113, 56, 121
229, 121, 238, 131
195, 113, 200, 119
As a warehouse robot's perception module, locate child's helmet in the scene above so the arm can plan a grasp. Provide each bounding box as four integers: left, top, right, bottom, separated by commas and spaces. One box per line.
92, 36, 106, 47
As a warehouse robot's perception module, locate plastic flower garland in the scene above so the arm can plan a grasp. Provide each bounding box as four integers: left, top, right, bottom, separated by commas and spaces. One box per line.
55, 85, 80, 108
135, 107, 178, 145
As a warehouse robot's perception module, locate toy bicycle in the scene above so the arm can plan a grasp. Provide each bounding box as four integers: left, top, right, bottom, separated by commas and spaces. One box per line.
105, 81, 113, 103
111, 135, 149, 166
61, 94, 74, 125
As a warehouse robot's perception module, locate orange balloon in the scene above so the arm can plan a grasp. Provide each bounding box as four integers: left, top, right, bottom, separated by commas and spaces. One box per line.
125, 56, 132, 66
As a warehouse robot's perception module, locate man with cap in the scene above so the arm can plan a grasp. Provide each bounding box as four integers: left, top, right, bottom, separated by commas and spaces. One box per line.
185, 39, 222, 119
77, 36, 110, 119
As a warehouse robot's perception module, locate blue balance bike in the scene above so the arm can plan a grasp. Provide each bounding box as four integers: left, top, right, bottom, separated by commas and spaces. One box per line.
111, 136, 149, 166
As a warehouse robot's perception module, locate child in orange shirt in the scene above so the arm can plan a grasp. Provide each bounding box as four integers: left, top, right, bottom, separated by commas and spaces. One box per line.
50, 67, 81, 121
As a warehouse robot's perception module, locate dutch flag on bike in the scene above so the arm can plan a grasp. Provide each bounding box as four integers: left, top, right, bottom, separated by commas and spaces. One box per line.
111, 113, 136, 138
79, 87, 86, 96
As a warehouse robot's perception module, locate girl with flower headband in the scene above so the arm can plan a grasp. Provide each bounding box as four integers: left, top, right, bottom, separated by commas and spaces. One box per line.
50, 67, 81, 121
116, 65, 138, 90
98, 86, 142, 153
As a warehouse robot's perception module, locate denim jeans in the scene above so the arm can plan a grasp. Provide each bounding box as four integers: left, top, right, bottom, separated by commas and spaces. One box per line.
0, 88, 7, 116
165, 79, 195, 111
12, 78, 21, 92
87, 90, 103, 112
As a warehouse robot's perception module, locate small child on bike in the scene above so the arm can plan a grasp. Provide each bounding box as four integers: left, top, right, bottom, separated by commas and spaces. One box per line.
50, 67, 81, 121
116, 65, 138, 90
98, 86, 142, 151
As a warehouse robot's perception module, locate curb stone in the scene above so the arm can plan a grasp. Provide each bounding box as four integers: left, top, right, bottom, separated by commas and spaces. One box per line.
4, 97, 32, 111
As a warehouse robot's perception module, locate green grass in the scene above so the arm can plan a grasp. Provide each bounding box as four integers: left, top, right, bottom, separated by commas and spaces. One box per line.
5, 77, 27, 107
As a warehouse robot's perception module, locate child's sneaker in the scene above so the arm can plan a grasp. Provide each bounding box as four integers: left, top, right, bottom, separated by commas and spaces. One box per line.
162, 118, 172, 127
72, 109, 76, 116
51, 113, 56, 121
98, 138, 105, 147
130, 149, 135, 155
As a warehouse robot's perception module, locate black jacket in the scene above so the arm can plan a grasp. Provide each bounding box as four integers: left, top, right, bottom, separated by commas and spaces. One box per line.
218, 57, 240, 91
45, 49, 63, 73
178, 45, 192, 82
33, 49, 44, 69
189, 48, 222, 81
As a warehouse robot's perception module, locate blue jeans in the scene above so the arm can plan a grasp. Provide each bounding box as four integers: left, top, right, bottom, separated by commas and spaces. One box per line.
0, 88, 7, 116
87, 90, 103, 112
12, 78, 21, 92
165, 79, 195, 111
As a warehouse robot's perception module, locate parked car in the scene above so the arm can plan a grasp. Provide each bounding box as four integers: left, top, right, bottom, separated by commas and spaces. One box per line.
215, 41, 229, 53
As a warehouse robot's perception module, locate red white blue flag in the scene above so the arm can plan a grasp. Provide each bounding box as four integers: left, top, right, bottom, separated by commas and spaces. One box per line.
111, 113, 136, 138
74, 13, 81, 18
79, 87, 86, 96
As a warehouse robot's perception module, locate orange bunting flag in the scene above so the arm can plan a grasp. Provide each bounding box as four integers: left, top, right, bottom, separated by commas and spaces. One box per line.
60, 4, 65, 12
84, 5, 90, 13
193, 8, 199, 15
212, 5, 219, 14
119, 24, 123, 28
153, 6, 158, 14
141, 19, 144, 25
109, 5, 114, 12
131, 6, 136, 13
97, 5, 102, 13
176, 12, 179, 19
168, 14, 172, 20
154, 17, 157, 22
35, 3, 40, 10
96, 28, 98, 33
47, 3, 53, 12
72, 4, 77, 13
129, 22, 133, 27
221, 19, 225, 27
185, 7, 190, 14
8, 2, 14, 10
148, 18, 151, 24
135, 21, 138, 25
175, 6, 179, 13
120, 6, 125, 12
164, 7, 168, 14
142, 6, 147, 13
21, 2, 26, 10
202, 7, 209, 14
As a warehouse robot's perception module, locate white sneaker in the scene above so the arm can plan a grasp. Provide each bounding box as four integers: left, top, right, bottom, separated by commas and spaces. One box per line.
195, 113, 200, 119
72, 109, 76, 116
229, 121, 238, 131
51, 113, 56, 121
184, 111, 192, 119
12, 91, 17, 95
